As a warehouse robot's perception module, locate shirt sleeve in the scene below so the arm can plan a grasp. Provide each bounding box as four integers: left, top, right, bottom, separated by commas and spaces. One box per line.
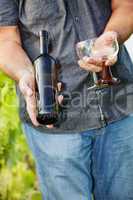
0, 0, 19, 26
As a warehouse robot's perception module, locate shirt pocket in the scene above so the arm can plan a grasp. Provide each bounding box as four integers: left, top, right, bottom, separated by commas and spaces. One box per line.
23, 0, 59, 23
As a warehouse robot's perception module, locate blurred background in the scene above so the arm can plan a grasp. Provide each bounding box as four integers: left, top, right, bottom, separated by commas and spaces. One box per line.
125, 35, 133, 57
0, 35, 133, 200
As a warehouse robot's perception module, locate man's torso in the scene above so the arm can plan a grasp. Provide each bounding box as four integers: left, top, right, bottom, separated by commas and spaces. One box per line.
15, 0, 133, 133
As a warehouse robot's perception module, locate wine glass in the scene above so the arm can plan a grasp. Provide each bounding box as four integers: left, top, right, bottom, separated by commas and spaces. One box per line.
76, 37, 120, 90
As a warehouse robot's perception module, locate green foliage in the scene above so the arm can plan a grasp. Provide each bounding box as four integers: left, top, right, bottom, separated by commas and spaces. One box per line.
0, 71, 42, 200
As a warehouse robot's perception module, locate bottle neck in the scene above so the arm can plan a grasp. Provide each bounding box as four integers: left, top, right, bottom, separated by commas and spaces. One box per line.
39, 31, 49, 55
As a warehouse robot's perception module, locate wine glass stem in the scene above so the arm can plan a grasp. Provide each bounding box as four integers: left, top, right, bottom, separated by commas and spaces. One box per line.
100, 65, 112, 81
92, 72, 98, 84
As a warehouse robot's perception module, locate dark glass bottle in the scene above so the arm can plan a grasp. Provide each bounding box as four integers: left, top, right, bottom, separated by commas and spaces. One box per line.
34, 30, 58, 125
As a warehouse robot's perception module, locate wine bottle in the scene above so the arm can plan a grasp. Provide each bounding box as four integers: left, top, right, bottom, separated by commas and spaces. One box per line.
34, 30, 58, 125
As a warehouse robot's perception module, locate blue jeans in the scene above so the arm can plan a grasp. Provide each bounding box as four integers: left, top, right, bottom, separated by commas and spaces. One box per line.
23, 115, 133, 200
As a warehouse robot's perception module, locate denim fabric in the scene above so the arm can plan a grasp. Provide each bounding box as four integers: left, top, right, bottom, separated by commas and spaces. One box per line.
1, 0, 133, 132
23, 114, 133, 200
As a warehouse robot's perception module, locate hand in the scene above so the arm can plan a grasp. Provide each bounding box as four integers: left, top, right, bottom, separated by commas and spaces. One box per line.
19, 71, 39, 126
78, 31, 118, 72
19, 71, 63, 128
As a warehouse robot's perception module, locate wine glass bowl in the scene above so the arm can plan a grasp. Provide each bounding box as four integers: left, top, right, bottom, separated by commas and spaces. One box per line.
76, 37, 120, 89
76, 39, 94, 59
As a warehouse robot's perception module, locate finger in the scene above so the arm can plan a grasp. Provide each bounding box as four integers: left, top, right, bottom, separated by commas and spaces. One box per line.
46, 124, 54, 129
88, 64, 102, 72
105, 55, 118, 66
25, 94, 39, 126
78, 60, 102, 72
57, 82, 63, 92
78, 59, 88, 68
83, 65, 102, 72
83, 56, 103, 66
26, 107, 39, 126
46, 96, 63, 128
53, 60, 61, 88
28, 109, 39, 126
57, 95, 64, 105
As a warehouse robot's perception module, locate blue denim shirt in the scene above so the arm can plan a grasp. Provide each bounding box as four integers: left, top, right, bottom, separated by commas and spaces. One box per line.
0, 0, 133, 133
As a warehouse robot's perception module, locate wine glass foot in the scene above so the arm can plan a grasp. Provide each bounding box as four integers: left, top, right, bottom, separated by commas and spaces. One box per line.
87, 78, 120, 90
87, 84, 98, 90
97, 77, 120, 86
87, 84, 108, 90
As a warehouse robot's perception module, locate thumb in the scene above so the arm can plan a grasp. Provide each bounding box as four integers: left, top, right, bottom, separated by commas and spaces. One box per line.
105, 55, 118, 66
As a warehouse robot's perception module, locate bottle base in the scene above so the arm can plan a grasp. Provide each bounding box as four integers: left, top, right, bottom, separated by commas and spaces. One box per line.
37, 112, 58, 125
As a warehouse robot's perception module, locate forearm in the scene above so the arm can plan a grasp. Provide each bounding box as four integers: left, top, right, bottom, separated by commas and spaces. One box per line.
104, 2, 133, 43
0, 27, 34, 82
0, 41, 34, 81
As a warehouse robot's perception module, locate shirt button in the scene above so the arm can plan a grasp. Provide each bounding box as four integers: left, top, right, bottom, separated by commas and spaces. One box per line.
75, 16, 79, 23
